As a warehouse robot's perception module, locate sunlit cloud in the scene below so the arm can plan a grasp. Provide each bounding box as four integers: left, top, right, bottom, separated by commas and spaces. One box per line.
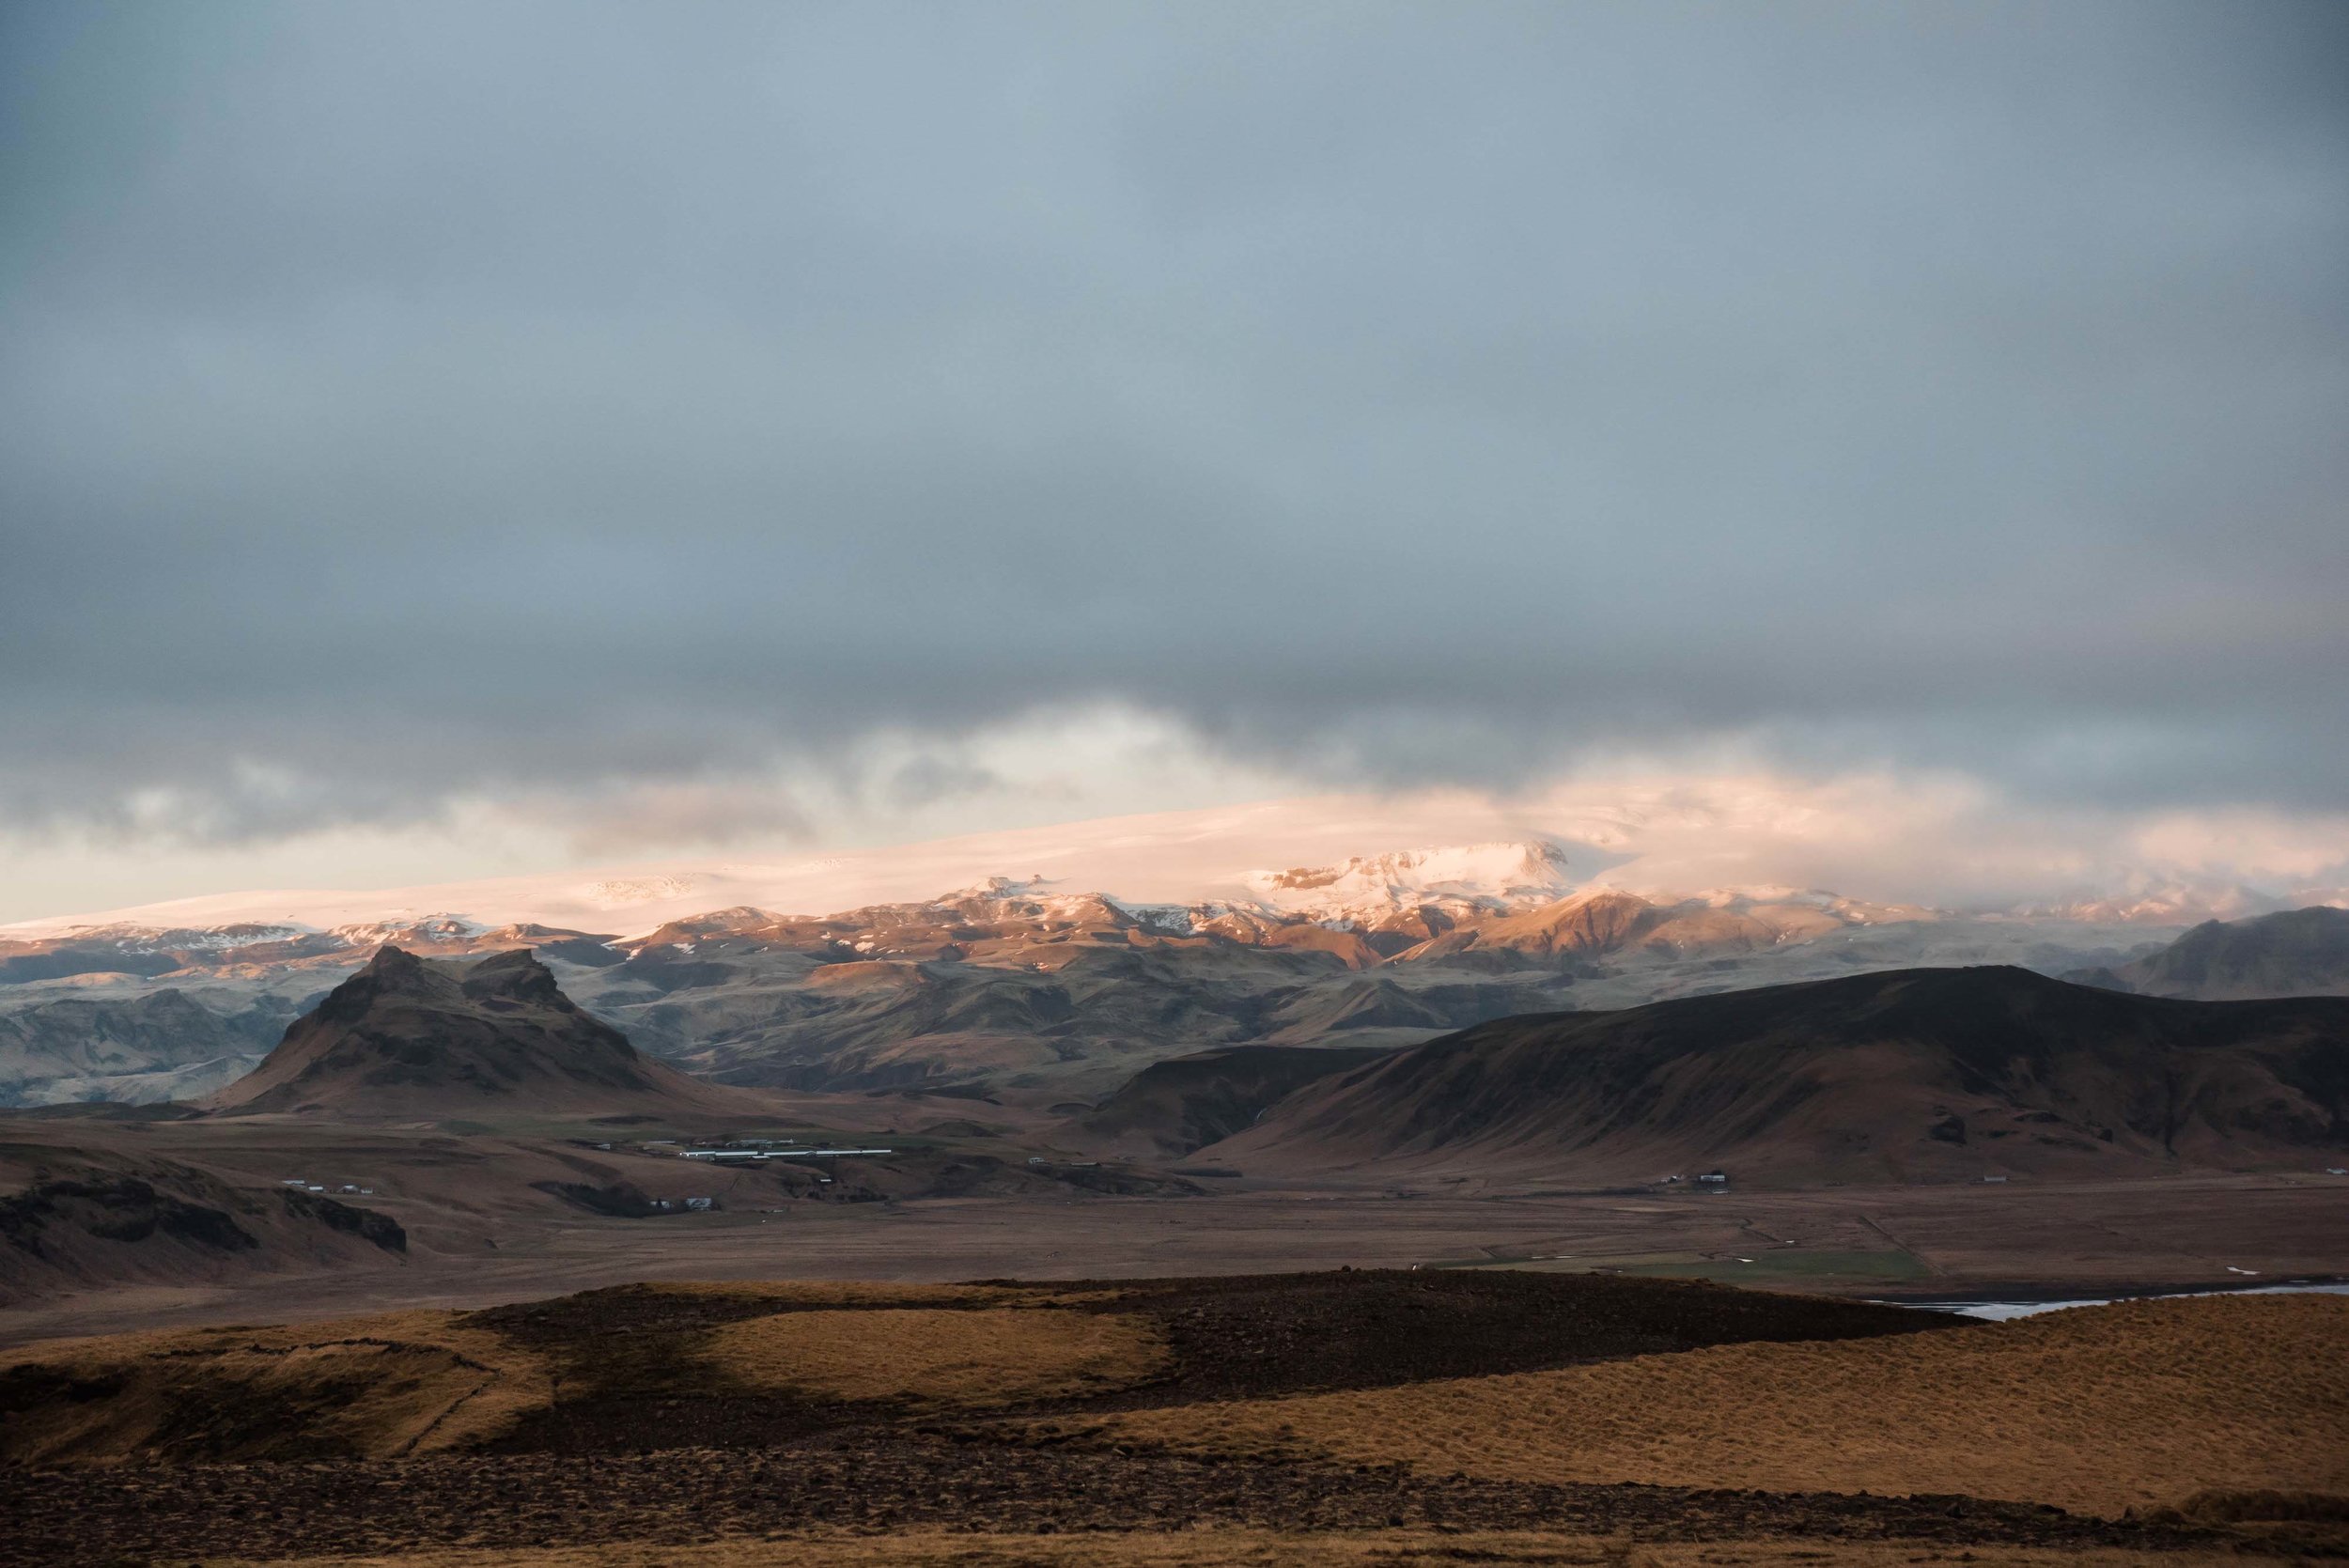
3, 3, 2343, 920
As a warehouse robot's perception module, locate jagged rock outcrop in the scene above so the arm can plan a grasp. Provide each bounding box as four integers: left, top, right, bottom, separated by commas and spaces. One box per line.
206, 946, 728, 1117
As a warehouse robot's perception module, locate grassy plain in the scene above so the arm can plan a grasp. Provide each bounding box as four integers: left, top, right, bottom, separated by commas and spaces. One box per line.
1092, 1293, 2349, 1516
701, 1305, 1165, 1404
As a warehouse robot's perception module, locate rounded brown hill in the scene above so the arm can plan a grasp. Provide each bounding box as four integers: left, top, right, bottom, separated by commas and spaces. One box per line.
1215, 964, 2349, 1182
205, 945, 735, 1118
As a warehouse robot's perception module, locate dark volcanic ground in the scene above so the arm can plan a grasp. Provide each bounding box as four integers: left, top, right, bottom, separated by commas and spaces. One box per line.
2, 1441, 2237, 1564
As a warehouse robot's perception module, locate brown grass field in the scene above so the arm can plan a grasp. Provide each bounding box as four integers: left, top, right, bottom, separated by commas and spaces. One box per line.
625, 1280, 1024, 1307
701, 1305, 1166, 1404
1086, 1293, 2349, 1516
8, 1272, 2347, 1566
0, 1308, 551, 1467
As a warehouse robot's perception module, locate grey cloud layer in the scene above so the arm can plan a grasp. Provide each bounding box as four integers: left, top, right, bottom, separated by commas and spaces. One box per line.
4, 0, 2344, 840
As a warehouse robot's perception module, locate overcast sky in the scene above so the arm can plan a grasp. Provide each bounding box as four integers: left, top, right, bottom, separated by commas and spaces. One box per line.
3, 1, 2344, 919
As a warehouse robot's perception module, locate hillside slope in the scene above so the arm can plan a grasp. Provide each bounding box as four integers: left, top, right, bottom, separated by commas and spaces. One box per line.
1216, 966, 2349, 1181
1076, 1043, 1398, 1155
0, 1148, 409, 1306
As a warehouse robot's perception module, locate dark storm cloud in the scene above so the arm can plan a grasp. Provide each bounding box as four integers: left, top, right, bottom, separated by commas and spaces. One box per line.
3, 0, 2344, 842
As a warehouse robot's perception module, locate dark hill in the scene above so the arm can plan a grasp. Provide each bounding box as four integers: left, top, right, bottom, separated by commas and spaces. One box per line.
205, 946, 732, 1118
1214, 966, 2349, 1182
0, 1153, 410, 1306
1077, 1042, 1398, 1155
2073, 907, 2349, 1001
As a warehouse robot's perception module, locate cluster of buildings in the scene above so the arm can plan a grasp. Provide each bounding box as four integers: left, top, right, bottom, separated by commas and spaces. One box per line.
546, 1132, 907, 1217
593, 1134, 902, 1213
571, 1134, 896, 1164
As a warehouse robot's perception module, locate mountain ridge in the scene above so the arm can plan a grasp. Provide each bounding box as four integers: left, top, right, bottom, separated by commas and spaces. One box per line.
7, 831, 2339, 1110
0, 877, 2205, 1108
1209, 965, 2349, 1183
2071, 907, 2349, 1001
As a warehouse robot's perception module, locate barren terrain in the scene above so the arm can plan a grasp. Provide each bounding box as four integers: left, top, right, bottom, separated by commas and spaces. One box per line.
6, 1092, 2344, 1345
6, 1123, 2344, 1347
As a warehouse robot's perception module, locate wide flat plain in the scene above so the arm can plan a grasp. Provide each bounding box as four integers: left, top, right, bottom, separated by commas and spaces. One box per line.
3, 1157, 2341, 1347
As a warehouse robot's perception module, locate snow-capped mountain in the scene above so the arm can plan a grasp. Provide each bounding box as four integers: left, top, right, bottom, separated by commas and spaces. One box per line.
1245, 841, 1577, 920
2008, 881, 2289, 926
4, 791, 2341, 1109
